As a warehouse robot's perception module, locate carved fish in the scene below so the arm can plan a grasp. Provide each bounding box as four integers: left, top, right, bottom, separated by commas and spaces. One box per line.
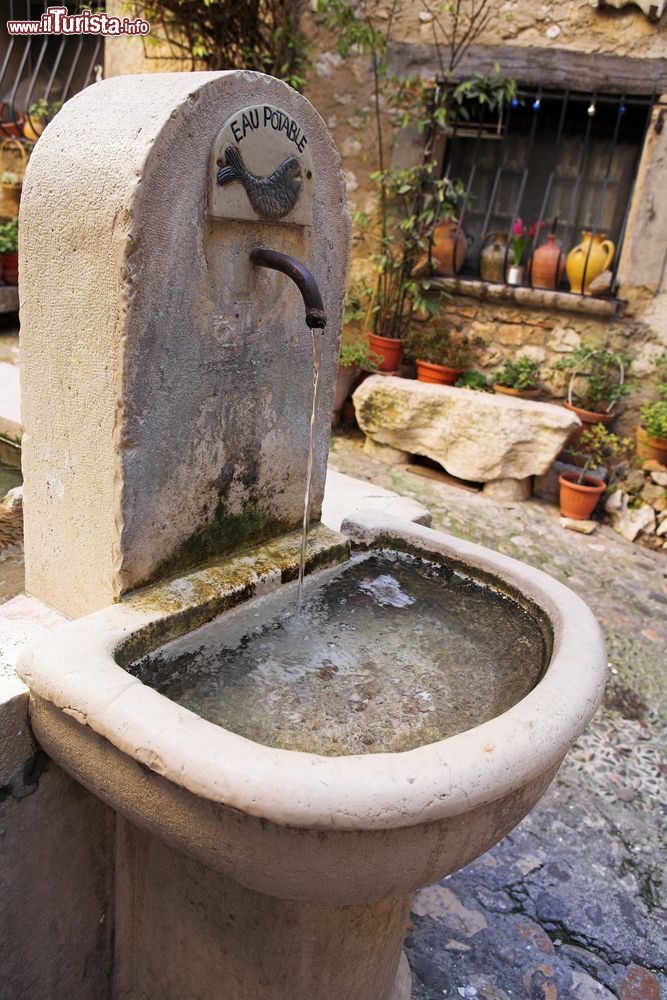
216, 145, 302, 221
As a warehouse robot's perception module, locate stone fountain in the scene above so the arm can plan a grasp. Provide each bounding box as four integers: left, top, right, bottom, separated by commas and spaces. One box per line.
16, 71, 607, 1000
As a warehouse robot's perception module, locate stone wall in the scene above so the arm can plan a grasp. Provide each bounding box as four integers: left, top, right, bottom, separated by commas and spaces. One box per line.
103, 2, 667, 416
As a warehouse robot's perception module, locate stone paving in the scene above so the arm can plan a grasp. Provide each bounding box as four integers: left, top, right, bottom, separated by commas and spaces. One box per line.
329, 432, 666, 1000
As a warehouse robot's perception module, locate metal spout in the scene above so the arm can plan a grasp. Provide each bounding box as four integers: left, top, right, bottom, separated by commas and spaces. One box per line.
249, 247, 327, 330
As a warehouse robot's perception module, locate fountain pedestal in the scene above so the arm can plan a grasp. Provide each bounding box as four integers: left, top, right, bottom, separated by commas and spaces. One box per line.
114, 819, 412, 1000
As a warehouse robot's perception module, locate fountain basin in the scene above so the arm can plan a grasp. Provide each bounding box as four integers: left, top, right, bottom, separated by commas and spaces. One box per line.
17, 513, 606, 999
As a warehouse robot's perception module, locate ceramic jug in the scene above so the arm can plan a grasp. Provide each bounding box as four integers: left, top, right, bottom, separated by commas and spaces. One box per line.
431, 219, 468, 275
480, 231, 513, 283
531, 233, 566, 290
566, 231, 615, 295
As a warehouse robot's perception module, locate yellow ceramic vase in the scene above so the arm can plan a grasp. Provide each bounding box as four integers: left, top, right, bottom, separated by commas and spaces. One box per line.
566, 231, 615, 295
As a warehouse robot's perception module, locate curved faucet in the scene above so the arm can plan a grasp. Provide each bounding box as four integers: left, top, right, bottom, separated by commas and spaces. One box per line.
249, 247, 327, 330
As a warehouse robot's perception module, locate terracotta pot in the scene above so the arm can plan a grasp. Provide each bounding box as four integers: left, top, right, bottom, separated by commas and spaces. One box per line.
416, 360, 462, 385
493, 384, 540, 399
0, 104, 25, 139
2, 252, 18, 286
480, 231, 513, 283
431, 220, 468, 275
559, 472, 606, 520
530, 234, 565, 290
368, 334, 402, 372
563, 400, 614, 445
636, 425, 667, 465
566, 231, 615, 295
333, 364, 360, 418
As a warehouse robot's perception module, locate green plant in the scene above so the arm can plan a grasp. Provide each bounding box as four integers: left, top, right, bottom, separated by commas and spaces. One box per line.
640, 399, 667, 440
404, 327, 485, 368
554, 338, 632, 413
130, 0, 309, 88
455, 370, 489, 391
493, 357, 541, 391
339, 340, 379, 369
0, 217, 18, 254
27, 98, 61, 122
451, 69, 517, 122
0, 172, 21, 186
571, 425, 630, 485
318, 0, 511, 341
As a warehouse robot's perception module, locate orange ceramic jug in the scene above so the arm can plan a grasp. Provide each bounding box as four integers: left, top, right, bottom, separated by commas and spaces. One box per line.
431, 220, 468, 275
566, 231, 615, 295
531, 234, 565, 290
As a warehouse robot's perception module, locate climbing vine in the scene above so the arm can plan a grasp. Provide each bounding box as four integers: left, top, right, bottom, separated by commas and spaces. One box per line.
131, 0, 310, 89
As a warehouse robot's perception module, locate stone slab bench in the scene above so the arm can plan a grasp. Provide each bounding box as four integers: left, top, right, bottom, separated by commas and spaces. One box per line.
353, 375, 580, 501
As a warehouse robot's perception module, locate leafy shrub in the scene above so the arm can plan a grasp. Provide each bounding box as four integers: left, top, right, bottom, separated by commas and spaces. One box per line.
493, 357, 540, 391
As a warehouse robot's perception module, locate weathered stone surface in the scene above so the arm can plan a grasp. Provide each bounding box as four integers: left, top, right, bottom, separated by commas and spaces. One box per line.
560, 517, 598, 534
605, 492, 657, 542
482, 477, 532, 501
353, 376, 579, 483
20, 72, 350, 618
321, 469, 431, 530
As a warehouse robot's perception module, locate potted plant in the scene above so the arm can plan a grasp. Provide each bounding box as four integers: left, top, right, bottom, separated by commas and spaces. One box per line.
405, 327, 485, 385
508, 218, 544, 286
0, 172, 22, 215
333, 341, 379, 423
22, 99, 61, 143
636, 367, 667, 464
0, 217, 18, 285
554, 340, 631, 438
559, 425, 629, 520
493, 358, 541, 398
455, 370, 490, 391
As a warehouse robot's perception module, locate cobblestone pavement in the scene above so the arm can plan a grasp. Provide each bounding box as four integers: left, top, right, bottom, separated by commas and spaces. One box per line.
329, 432, 666, 1000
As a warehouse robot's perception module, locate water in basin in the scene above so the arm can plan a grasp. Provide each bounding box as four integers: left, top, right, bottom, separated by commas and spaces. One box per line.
130, 550, 547, 755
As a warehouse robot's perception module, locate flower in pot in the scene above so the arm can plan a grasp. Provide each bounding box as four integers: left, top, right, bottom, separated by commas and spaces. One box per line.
493, 357, 542, 399
559, 424, 629, 521
22, 98, 61, 143
554, 339, 632, 440
636, 370, 667, 465
333, 340, 379, 423
0, 217, 19, 285
0, 172, 22, 215
405, 326, 485, 385
508, 218, 543, 286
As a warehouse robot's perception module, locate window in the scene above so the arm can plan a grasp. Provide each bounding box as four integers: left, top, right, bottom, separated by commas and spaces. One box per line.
439, 86, 655, 293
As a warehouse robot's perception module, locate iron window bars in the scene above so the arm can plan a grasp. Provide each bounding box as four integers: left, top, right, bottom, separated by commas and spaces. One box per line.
0, 0, 104, 143
435, 85, 656, 297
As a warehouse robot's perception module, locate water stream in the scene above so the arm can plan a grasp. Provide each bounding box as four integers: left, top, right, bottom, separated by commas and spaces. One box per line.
297, 329, 320, 612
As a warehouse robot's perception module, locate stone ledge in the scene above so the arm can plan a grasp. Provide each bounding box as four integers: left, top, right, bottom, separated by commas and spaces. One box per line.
433, 277, 620, 317
0, 285, 19, 314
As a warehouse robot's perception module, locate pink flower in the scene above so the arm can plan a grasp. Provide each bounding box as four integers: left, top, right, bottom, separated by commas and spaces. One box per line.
512, 218, 525, 236
528, 220, 545, 237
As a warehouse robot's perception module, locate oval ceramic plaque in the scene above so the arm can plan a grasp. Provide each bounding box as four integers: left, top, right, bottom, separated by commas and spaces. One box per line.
209, 104, 314, 226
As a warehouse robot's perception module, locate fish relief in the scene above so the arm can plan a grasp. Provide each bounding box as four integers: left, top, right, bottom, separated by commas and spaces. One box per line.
209, 104, 314, 226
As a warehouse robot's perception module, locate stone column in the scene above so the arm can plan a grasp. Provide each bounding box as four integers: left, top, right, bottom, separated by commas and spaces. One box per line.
19, 71, 349, 618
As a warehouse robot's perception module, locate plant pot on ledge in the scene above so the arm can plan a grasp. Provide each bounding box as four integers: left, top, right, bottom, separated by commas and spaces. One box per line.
559, 472, 606, 520
494, 384, 540, 399
416, 360, 462, 385
368, 333, 402, 372
636, 426, 667, 466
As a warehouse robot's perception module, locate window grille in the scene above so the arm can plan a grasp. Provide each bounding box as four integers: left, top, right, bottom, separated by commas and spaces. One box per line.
437, 86, 656, 296
0, 0, 104, 143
